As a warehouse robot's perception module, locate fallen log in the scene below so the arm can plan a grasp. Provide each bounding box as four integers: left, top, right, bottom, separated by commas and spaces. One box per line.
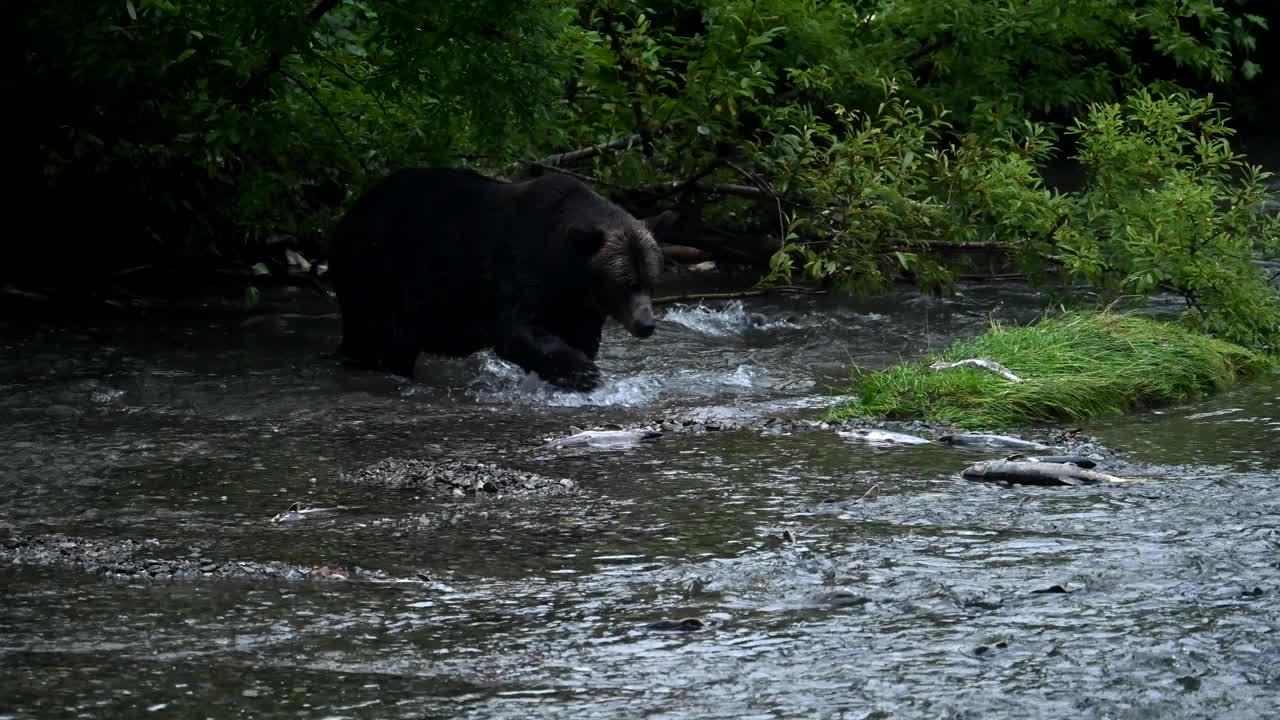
661, 244, 715, 264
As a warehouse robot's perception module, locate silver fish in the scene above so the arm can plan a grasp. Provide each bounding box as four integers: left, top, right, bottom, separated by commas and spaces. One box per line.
542, 429, 663, 450
837, 428, 932, 446
961, 460, 1133, 487
271, 502, 357, 524
940, 433, 1051, 450
929, 358, 1024, 383
1005, 453, 1097, 469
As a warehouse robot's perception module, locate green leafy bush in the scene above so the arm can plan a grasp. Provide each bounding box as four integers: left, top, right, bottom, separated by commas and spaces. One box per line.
1056, 90, 1280, 351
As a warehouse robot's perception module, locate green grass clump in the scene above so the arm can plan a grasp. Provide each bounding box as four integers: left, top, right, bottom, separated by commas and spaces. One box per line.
827, 310, 1274, 429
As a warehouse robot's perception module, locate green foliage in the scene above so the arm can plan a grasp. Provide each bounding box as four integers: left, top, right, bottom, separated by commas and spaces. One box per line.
827, 310, 1274, 429
756, 85, 961, 294
22, 0, 578, 260
759, 87, 1280, 352
754, 84, 1074, 295
549, 1, 1279, 353
18, 0, 1280, 358
1056, 90, 1280, 351
867, 0, 1268, 132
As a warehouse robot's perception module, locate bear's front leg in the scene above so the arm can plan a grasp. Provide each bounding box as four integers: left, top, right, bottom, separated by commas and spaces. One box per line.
495, 321, 602, 392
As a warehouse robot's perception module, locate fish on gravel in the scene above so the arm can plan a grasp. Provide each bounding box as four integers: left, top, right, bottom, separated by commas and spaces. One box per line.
541, 428, 663, 450
940, 433, 1051, 451
837, 428, 932, 446
961, 459, 1134, 487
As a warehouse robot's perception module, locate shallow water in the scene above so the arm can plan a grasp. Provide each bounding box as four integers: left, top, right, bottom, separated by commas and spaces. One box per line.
1, 281, 1278, 719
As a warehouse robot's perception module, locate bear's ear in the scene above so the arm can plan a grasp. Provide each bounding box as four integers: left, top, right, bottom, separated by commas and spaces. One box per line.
568, 226, 607, 257
642, 210, 678, 237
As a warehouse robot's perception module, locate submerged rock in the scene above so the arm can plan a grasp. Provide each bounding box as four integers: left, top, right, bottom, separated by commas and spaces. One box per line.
341, 457, 576, 497
640, 410, 823, 436
814, 590, 869, 609
0, 532, 398, 583
647, 618, 705, 632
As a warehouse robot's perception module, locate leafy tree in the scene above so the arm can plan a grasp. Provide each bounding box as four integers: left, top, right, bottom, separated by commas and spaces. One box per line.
17, 0, 577, 279
1058, 90, 1280, 350
15, 0, 1280, 350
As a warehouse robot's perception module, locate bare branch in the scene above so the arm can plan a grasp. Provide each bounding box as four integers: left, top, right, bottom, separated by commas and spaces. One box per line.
654, 287, 827, 305
514, 162, 607, 188
530, 135, 643, 168
727, 160, 788, 249
637, 181, 771, 199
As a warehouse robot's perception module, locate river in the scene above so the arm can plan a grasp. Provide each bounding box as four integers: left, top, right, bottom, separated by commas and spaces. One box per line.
1, 278, 1277, 719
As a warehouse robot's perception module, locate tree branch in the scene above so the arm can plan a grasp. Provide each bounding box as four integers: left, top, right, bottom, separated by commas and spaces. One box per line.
516, 162, 608, 188
279, 69, 366, 171
727, 159, 788, 250
308, 35, 392, 119
600, 9, 655, 159
235, 0, 342, 107
521, 134, 643, 169
646, 158, 730, 201
637, 180, 771, 199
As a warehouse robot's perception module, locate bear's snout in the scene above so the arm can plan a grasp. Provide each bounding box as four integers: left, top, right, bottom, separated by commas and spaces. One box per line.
631, 315, 656, 338
621, 295, 656, 338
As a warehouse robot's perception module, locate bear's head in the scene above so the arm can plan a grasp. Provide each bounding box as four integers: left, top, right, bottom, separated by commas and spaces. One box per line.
576, 209, 677, 339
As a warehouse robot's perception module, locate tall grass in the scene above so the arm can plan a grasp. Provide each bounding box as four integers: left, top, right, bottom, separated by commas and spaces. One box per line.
827, 311, 1274, 429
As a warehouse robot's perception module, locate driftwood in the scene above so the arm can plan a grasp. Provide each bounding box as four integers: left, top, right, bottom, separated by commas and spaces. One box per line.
661, 244, 714, 264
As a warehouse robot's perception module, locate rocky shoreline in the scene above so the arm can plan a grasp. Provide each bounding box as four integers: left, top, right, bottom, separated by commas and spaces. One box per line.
0, 530, 403, 584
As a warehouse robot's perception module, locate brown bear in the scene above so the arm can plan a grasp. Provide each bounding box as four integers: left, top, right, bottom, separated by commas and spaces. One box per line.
329, 167, 676, 392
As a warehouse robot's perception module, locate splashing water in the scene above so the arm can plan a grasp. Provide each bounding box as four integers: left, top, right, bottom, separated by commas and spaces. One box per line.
660, 299, 810, 336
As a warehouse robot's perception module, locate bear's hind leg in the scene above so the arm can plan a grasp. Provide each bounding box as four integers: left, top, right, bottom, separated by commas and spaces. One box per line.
377, 307, 422, 379
336, 305, 419, 378
336, 302, 385, 369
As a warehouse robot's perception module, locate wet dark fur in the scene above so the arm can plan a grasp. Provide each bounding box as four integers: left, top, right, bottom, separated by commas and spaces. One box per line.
329, 167, 675, 391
